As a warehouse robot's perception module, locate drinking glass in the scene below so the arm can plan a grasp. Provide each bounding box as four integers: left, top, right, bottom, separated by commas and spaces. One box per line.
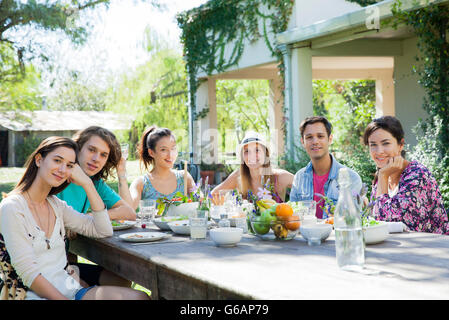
300, 200, 317, 226
300, 179, 313, 199
190, 209, 208, 240
121, 143, 129, 160
234, 216, 248, 233
139, 199, 157, 225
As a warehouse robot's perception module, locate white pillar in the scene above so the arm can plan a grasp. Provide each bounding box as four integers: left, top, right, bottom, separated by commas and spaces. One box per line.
268, 77, 284, 165
194, 78, 218, 166
375, 72, 395, 117
291, 47, 313, 154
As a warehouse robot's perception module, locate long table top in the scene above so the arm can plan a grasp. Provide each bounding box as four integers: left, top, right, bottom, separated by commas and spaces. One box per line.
69, 224, 449, 300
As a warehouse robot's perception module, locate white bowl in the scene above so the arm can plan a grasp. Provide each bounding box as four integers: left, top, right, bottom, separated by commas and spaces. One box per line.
168, 220, 190, 235
166, 202, 199, 217
300, 224, 332, 245
153, 216, 189, 231
363, 221, 389, 244
210, 227, 243, 247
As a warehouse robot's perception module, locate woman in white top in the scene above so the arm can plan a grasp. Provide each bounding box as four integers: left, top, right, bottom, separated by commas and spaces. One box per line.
0, 136, 148, 300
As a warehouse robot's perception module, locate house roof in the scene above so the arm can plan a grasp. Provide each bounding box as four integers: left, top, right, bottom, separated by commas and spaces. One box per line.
0, 110, 133, 132
276, 0, 449, 47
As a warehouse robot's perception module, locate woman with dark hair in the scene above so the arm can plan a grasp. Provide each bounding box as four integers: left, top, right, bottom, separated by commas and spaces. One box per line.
212, 131, 293, 202
0, 137, 149, 300
364, 116, 449, 234
128, 126, 196, 210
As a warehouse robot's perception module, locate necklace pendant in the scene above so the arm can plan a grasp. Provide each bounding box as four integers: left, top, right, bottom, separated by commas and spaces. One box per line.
45, 239, 50, 250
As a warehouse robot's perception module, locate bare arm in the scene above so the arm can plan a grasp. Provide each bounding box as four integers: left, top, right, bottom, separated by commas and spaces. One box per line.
30, 274, 69, 300
116, 157, 133, 208
211, 170, 239, 195
108, 199, 136, 221
275, 169, 294, 202
129, 177, 144, 211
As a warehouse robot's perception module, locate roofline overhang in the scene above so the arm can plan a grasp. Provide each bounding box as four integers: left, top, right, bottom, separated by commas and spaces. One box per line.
276, 0, 449, 48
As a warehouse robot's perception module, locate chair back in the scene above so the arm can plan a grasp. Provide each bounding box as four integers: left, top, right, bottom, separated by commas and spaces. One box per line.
0, 233, 27, 300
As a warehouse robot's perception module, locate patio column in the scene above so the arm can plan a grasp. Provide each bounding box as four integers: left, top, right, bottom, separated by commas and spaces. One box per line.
291, 46, 313, 155
375, 71, 395, 117
268, 76, 284, 164
195, 78, 218, 166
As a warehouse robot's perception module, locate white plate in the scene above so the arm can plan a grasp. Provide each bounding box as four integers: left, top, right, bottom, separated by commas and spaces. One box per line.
112, 220, 137, 231
119, 232, 169, 243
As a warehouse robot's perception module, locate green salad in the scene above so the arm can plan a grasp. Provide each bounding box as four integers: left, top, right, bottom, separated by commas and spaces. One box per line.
160, 215, 189, 222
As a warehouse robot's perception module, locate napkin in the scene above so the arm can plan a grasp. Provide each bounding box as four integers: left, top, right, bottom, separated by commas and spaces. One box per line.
386, 222, 406, 233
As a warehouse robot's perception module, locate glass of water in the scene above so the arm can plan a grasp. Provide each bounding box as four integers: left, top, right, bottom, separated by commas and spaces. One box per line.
121, 143, 129, 160
190, 209, 208, 240
139, 199, 157, 226
300, 200, 317, 226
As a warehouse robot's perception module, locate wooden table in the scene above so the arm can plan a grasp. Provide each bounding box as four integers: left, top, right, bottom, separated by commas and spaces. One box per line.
69, 225, 449, 300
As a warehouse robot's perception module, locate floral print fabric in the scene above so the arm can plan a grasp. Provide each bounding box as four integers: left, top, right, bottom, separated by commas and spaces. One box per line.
371, 161, 449, 235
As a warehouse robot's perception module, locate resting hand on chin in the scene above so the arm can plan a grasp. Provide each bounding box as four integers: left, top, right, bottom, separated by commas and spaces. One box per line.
378, 156, 408, 178
68, 164, 92, 188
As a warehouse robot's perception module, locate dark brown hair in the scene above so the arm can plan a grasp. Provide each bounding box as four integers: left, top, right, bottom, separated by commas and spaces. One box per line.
73, 126, 121, 181
137, 126, 175, 171
13, 136, 79, 196
363, 116, 405, 148
299, 116, 333, 138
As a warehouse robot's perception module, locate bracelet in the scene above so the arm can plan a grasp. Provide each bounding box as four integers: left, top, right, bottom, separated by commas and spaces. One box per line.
118, 174, 127, 180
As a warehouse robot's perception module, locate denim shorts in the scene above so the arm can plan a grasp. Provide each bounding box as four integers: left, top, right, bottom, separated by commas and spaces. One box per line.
75, 285, 96, 300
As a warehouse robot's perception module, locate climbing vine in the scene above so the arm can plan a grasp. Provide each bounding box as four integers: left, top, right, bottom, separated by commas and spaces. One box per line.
176, 0, 294, 124
389, 0, 449, 207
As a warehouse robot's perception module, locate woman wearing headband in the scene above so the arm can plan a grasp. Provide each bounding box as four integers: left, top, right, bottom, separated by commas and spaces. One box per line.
212, 131, 294, 202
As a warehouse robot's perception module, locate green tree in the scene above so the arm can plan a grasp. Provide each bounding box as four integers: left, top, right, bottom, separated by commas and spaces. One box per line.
215, 79, 270, 156
0, 0, 160, 82
106, 29, 188, 158
0, 62, 42, 110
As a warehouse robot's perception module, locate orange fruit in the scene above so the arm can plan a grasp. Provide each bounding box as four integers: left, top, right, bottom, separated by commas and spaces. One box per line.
275, 203, 293, 218
325, 217, 334, 225
284, 215, 300, 231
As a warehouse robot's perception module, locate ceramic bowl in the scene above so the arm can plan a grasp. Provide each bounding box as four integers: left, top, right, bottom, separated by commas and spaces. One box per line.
166, 202, 199, 217
209, 227, 243, 247
363, 221, 389, 244
153, 216, 188, 231
167, 220, 190, 235
299, 224, 333, 245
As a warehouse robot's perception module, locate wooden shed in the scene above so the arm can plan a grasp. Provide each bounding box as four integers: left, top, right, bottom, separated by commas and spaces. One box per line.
0, 110, 133, 167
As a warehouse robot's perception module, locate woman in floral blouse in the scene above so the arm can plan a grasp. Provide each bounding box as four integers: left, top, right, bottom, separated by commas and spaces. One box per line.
363, 116, 448, 234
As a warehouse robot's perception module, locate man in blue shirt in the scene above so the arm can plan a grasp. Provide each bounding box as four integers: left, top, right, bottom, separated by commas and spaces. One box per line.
57, 126, 135, 287
290, 116, 362, 218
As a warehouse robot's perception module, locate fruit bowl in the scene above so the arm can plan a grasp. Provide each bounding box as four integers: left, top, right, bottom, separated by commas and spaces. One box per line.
249, 215, 300, 241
